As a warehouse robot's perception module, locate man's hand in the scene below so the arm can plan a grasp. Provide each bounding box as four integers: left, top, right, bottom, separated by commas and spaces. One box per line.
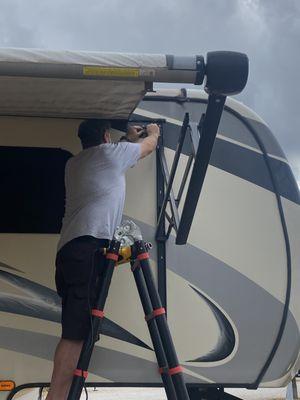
139, 124, 160, 159
123, 123, 160, 159
126, 125, 143, 143
146, 123, 160, 138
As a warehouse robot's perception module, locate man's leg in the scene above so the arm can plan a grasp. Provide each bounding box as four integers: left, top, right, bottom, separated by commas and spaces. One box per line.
46, 338, 83, 400
49, 238, 107, 399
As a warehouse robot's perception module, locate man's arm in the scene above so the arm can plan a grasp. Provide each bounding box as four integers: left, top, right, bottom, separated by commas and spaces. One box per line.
139, 124, 160, 159
124, 124, 160, 159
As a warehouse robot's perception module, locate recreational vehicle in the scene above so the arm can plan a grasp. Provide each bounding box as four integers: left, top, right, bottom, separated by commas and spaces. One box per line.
0, 48, 299, 400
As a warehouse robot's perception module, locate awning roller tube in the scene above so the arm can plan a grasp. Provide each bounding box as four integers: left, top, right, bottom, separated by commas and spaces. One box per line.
0, 49, 248, 91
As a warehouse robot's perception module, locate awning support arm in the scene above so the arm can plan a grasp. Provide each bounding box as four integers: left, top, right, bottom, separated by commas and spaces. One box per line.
176, 94, 226, 244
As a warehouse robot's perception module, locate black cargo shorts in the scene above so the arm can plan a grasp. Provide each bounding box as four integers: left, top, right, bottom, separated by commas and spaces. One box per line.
55, 236, 109, 340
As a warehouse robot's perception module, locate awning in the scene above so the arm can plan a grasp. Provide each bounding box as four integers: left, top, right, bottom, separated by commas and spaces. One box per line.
0, 48, 204, 119
0, 76, 145, 119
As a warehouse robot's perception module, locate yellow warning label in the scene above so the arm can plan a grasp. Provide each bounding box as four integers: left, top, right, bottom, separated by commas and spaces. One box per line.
83, 66, 140, 78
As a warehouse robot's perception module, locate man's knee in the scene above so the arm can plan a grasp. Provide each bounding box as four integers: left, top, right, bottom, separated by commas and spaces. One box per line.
60, 338, 84, 356
55, 339, 83, 366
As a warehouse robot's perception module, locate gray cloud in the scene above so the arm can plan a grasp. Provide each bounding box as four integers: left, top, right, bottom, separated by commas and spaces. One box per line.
0, 0, 299, 181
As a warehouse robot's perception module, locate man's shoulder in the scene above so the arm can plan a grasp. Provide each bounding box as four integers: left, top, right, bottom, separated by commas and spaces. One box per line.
114, 141, 141, 150
102, 142, 140, 153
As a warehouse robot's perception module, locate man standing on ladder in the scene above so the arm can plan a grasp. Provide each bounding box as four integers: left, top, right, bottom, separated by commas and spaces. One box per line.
46, 119, 160, 400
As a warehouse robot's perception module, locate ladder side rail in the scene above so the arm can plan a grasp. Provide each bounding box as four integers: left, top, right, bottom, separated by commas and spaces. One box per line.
165, 211, 174, 226
159, 149, 180, 232
165, 216, 175, 240
188, 121, 201, 156
67, 240, 120, 400
156, 113, 190, 239
134, 240, 190, 400
156, 134, 167, 308
131, 260, 178, 400
175, 153, 194, 206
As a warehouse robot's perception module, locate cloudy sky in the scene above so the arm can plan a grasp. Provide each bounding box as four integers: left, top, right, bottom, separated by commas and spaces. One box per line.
0, 0, 299, 184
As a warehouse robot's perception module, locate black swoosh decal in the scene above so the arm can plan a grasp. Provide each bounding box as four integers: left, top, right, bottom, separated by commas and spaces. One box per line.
0, 261, 24, 273
0, 267, 151, 351
0, 261, 235, 360
134, 112, 300, 205
187, 285, 235, 362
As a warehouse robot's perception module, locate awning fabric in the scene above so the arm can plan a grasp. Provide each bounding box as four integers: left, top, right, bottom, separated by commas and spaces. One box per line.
0, 48, 167, 119
0, 76, 145, 119
0, 48, 166, 68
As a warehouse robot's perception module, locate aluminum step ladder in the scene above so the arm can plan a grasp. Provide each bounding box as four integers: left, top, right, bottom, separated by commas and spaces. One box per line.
67, 220, 190, 400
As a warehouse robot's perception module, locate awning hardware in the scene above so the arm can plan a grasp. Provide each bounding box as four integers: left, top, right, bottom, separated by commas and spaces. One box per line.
155, 51, 249, 245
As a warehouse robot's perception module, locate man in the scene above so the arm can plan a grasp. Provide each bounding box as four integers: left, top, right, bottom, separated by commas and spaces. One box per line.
46, 119, 160, 400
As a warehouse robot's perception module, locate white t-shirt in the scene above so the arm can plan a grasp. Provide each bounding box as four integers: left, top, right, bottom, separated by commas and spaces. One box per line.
57, 142, 141, 251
